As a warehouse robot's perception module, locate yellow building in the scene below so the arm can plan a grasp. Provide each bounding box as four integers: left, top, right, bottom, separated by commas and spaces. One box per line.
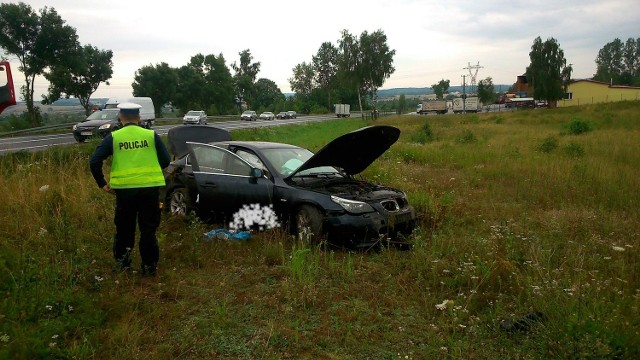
558, 79, 640, 107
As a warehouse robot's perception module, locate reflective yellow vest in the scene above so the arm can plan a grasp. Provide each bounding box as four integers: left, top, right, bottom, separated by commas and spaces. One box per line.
110, 126, 165, 189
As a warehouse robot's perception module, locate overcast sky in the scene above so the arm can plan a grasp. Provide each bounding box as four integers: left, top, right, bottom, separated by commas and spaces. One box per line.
4, 0, 639, 101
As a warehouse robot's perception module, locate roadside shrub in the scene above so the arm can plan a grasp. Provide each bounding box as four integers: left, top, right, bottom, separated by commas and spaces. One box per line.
410, 120, 434, 144
491, 115, 504, 124
564, 142, 585, 158
457, 129, 476, 143
538, 136, 559, 153
568, 118, 591, 135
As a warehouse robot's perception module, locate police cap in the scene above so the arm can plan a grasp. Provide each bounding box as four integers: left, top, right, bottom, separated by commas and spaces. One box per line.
117, 102, 142, 115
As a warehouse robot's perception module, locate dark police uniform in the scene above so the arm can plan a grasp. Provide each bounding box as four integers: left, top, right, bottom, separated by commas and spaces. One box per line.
90, 104, 170, 275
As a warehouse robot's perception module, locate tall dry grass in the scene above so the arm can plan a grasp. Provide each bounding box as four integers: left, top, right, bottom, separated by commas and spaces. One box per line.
1, 103, 639, 358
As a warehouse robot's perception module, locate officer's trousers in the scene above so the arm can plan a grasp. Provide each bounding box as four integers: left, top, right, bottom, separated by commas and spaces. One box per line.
113, 187, 161, 269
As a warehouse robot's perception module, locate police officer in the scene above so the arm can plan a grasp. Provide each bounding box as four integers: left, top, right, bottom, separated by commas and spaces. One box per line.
90, 102, 170, 276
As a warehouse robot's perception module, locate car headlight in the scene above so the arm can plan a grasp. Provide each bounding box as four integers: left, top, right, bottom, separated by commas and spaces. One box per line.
72, 124, 77, 130
98, 123, 111, 130
331, 195, 374, 214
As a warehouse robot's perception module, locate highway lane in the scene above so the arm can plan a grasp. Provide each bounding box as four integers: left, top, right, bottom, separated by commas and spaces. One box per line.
0, 114, 339, 155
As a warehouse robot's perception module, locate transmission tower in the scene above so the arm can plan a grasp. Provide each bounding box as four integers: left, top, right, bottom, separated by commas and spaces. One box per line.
463, 62, 483, 94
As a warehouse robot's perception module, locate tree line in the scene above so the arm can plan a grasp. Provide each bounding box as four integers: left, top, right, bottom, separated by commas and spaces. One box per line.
0, 1, 637, 125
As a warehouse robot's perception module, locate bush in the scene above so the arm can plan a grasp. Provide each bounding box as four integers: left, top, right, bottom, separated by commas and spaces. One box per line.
538, 136, 559, 153
568, 118, 591, 135
457, 129, 476, 143
410, 120, 434, 144
564, 142, 585, 158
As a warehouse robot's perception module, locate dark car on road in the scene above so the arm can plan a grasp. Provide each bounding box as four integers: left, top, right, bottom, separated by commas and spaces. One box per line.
276, 111, 289, 119
163, 125, 416, 249
286, 110, 297, 119
72, 109, 121, 143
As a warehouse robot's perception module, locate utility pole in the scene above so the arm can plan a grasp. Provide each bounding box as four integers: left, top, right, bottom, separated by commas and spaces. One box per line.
461, 75, 466, 113
463, 61, 483, 94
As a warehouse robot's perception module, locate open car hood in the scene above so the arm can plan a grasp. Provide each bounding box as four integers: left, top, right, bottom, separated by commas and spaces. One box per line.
167, 125, 231, 158
290, 125, 400, 177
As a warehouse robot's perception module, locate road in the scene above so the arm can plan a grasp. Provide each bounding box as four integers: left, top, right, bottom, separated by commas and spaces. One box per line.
0, 114, 338, 155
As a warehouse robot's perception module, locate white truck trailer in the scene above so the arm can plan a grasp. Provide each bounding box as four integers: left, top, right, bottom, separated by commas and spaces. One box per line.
417, 100, 447, 115
452, 97, 481, 114
335, 104, 351, 118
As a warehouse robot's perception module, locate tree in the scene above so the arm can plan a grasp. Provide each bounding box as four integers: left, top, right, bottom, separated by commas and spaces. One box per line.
336, 29, 395, 116
202, 53, 235, 114
289, 62, 315, 96
593, 37, 640, 86
526, 36, 572, 106
337, 30, 363, 112
397, 94, 407, 115
231, 49, 260, 108
312, 42, 338, 110
477, 77, 496, 105
44, 45, 113, 115
174, 58, 207, 113
358, 30, 396, 113
132, 62, 178, 117
253, 78, 284, 111
431, 79, 450, 99
0, 2, 78, 125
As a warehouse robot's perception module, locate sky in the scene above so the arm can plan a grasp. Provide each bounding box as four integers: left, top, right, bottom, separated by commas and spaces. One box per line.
3, 0, 639, 101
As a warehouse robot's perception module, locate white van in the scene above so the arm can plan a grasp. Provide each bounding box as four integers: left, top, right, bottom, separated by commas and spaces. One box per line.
104, 97, 155, 128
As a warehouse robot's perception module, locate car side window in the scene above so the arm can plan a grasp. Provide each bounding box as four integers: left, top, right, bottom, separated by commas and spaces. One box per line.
187, 142, 254, 176
236, 149, 269, 177
190, 146, 225, 173
226, 156, 251, 176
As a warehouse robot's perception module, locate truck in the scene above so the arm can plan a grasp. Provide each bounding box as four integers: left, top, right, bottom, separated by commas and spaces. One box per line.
452, 97, 481, 114
103, 97, 155, 128
417, 100, 447, 115
0, 61, 16, 114
335, 103, 351, 118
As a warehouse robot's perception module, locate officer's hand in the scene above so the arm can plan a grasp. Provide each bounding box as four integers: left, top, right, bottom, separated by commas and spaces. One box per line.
102, 184, 115, 194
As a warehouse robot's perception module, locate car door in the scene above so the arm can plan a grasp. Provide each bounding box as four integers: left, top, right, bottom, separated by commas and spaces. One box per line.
186, 142, 274, 216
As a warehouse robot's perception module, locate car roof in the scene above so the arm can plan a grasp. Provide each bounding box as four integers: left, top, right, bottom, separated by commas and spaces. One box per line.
218, 141, 301, 151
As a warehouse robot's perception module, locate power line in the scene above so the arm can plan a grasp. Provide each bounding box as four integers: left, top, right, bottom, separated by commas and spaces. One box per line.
463, 61, 483, 93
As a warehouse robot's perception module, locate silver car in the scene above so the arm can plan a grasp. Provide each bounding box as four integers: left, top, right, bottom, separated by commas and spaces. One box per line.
259, 111, 275, 120
183, 110, 208, 125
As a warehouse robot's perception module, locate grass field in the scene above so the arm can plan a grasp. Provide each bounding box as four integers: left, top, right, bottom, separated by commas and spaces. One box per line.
1, 102, 639, 358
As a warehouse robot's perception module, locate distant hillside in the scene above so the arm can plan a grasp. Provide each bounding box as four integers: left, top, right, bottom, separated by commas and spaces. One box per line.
378, 85, 512, 98
51, 98, 108, 106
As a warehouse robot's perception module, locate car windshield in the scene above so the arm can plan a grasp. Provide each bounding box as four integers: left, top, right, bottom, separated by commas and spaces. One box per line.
261, 147, 341, 177
84, 109, 119, 121
186, 111, 200, 116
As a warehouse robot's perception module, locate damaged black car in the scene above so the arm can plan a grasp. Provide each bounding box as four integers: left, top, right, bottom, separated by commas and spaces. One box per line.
163, 125, 416, 249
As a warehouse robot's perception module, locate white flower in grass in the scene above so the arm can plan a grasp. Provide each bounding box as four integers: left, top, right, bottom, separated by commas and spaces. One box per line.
39, 185, 49, 192
435, 299, 453, 311
612, 246, 625, 252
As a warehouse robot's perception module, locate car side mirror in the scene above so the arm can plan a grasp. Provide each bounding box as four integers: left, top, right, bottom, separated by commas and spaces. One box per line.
250, 168, 263, 179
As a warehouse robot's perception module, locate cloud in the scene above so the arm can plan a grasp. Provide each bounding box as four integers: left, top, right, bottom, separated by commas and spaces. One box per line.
5, 0, 639, 100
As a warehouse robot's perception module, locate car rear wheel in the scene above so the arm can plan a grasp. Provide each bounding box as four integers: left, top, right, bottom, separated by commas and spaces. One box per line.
295, 205, 323, 244
168, 188, 192, 216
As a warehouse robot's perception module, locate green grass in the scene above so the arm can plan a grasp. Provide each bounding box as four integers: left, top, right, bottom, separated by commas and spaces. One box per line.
1, 102, 640, 358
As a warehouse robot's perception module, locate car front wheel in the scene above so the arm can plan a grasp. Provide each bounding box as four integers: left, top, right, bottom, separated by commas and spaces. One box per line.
295, 205, 323, 244
168, 188, 193, 216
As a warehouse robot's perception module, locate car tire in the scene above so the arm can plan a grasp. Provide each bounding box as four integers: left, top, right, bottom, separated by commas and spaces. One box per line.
75, 135, 86, 143
295, 205, 323, 244
168, 188, 193, 216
